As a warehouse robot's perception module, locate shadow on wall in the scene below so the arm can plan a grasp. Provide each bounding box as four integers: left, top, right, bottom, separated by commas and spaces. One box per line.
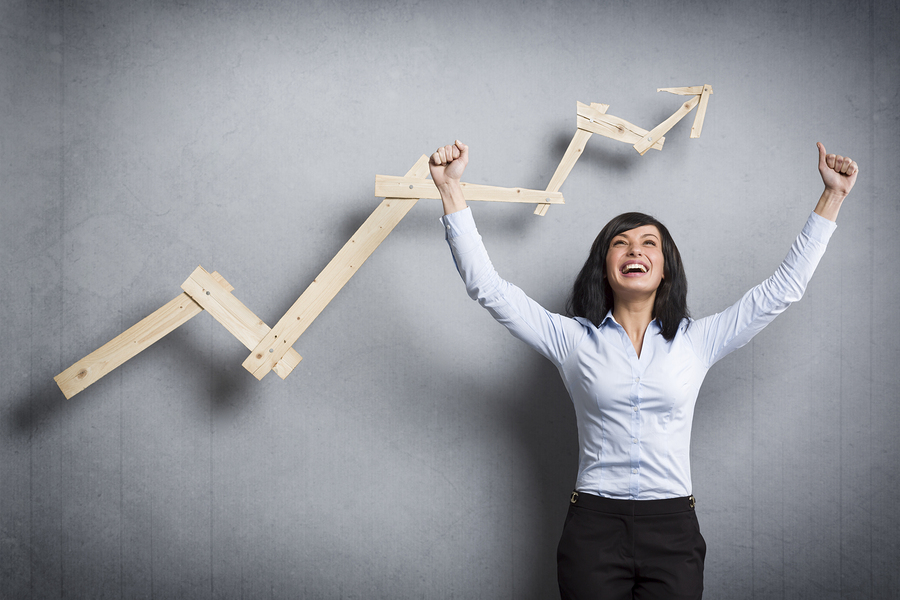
4, 335, 578, 599
494, 353, 579, 596
388, 301, 578, 596
5, 330, 258, 439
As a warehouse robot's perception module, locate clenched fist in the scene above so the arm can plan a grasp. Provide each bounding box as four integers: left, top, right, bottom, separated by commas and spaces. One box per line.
817, 142, 858, 197
429, 140, 469, 189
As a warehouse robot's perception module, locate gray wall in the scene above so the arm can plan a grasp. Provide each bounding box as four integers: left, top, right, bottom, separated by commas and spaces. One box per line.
2, 0, 898, 598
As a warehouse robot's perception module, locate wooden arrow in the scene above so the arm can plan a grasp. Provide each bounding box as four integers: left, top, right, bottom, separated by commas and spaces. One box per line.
534, 86, 712, 215
55, 87, 712, 395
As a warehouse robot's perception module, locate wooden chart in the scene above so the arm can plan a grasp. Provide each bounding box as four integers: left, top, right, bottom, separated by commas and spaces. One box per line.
54, 85, 712, 398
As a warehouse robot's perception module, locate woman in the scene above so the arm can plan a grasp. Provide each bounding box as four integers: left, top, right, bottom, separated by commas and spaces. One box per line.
429, 139, 858, 600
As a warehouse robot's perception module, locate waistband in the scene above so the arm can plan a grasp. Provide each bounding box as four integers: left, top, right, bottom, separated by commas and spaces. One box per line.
569, 491, 695, 515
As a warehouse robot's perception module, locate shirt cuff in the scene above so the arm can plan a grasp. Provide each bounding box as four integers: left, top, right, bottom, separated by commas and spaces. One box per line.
804, 210, 838, 245
439, 207, 477, 240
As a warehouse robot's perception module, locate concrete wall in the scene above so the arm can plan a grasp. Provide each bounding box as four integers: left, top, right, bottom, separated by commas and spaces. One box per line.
2, 0, 898, 598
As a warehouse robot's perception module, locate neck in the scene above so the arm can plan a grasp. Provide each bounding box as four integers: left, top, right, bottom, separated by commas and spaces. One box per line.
612, 296, 655, 358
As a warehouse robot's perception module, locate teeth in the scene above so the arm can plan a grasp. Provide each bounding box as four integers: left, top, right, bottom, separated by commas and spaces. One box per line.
623, 264, 647, 273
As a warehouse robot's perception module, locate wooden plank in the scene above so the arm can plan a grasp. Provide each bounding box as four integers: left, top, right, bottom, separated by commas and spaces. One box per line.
534, 107, 601, 216
54, 272, 234, 399
181, 266, 302, 379
690, 84, 713, 139
632, 94, 701, 156
374, 176, 563, 205
182, 267, 270, 349
272, 347, 301, 379
577, 102, 665, 150
658, 85, 710, 95
243, 155, 431, 381
547, 103, 606, 195
533, 128, 593, 216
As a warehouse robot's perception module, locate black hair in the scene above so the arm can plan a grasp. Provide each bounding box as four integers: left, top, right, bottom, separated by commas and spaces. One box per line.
566, 212, 689, 341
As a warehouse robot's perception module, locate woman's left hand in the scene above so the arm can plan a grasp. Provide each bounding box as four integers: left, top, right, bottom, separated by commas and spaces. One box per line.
817, 142, 859, 197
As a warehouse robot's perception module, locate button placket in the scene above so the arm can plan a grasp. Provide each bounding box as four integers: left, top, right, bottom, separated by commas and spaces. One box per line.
628, 367, 643, 497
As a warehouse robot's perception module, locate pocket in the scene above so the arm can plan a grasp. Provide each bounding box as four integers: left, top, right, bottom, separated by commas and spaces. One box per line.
691, 511, 707, 560
556, 505, 579, 558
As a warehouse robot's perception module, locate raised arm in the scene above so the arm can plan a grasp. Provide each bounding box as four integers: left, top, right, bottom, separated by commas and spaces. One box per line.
430, 140, 469, 215
433, 140, 586, 366
688, 143, 856, 366
814, 142, 859, 221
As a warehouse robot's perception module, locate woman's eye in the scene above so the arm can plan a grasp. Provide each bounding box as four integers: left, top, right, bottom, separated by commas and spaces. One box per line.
644, 240, 656, 246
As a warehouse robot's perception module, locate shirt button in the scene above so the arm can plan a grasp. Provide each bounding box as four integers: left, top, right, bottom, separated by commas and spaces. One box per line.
634, 377, 640, 383
632, 438, 638, 444
633, 406, 639, 412
632, 468, 638, 474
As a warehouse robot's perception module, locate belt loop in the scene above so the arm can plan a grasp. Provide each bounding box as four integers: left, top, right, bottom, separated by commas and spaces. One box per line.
570, 491, 579, 504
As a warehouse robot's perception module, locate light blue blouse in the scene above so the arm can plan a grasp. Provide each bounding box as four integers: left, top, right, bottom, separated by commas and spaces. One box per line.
441, 208, 836, 500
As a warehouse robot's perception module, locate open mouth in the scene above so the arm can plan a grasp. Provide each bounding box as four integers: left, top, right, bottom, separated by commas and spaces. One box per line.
621, 263, 648, 274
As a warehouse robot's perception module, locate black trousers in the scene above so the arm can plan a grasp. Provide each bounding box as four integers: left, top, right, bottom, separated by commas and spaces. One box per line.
557, 492, 706, 600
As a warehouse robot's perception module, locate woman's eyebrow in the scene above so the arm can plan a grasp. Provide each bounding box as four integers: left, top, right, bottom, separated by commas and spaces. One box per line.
612, 231, 660, 241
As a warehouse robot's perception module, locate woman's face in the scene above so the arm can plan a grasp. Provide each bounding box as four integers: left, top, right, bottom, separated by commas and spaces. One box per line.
605, 225, 666, 303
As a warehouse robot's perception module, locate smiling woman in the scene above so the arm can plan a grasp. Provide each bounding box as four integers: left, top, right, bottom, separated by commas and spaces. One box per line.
429, 140, 858, 600
570, 212, 688, 354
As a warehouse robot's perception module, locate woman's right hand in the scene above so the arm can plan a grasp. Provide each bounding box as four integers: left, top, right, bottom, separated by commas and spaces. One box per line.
429, 140, 468, 188
430, 140, 469, 215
